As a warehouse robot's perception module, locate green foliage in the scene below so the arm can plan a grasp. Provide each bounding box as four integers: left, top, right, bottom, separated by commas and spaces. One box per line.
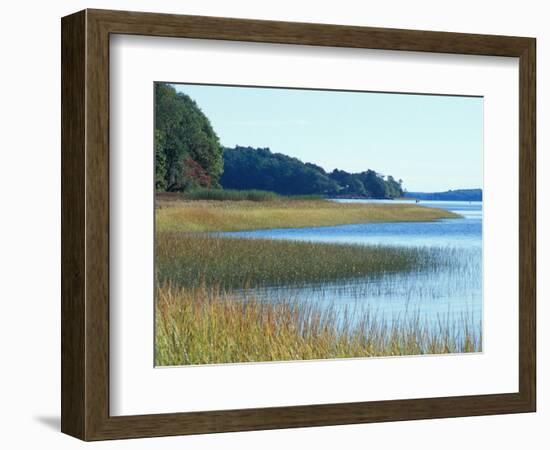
155, 83, 223, 191
222, 146, 405, 199
385, 175, 404, 199
220, 146, 338, 196
154, 130, 167, 190
360, 169, 387, 198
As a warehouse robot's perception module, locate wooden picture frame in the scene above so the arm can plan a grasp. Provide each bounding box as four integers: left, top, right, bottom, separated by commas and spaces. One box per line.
61, 8, 536, 441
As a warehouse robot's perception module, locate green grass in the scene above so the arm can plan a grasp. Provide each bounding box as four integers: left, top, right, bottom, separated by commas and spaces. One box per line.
178, 188, 280, 201
156, 196, 460, 233
156, 233, 445, 289
155, 284, 481, 366
158, 188, 324, 202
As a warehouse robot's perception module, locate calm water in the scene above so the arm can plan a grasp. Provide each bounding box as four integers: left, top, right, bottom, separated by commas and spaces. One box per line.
222, 200, 482, 337
224, 200, 481, 249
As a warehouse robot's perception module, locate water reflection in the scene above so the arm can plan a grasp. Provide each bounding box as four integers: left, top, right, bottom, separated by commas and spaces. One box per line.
222, 200, 482, 341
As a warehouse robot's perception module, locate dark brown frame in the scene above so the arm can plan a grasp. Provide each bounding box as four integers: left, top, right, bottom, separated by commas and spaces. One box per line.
61, 8, 536, 441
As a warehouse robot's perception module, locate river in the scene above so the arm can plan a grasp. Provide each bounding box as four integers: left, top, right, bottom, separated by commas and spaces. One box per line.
221, 200, 482, 339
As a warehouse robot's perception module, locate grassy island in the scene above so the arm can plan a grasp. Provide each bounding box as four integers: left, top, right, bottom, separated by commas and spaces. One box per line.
156, 194, 459, 233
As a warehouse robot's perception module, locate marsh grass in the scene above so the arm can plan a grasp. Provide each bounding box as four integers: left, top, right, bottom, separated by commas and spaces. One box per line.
176, 188, 281, 202
158, 189, 325, 202
155, 284, 481, 366
156, 233, 446, 289
155, 196, 459, 233
154, 194, 478, 365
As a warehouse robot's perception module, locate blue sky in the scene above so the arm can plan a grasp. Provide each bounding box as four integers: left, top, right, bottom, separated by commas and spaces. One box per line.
173, 83, 482, 192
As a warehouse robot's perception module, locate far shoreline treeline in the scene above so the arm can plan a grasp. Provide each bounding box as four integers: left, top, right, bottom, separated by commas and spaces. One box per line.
404, 189, 482, 202
155, 83, 405, 199
221, 146, 404, 198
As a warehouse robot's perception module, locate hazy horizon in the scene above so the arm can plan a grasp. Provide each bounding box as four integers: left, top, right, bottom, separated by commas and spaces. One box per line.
173, 83, 483, 192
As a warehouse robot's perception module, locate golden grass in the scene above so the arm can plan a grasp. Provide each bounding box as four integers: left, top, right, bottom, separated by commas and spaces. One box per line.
155, 284, 481, 366
156, 197, 460, 233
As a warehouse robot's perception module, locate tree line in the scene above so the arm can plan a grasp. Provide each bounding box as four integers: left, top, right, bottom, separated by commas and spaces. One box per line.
155, 83, 405, 199
222, 146, 404, 198
404, 189, 481, 201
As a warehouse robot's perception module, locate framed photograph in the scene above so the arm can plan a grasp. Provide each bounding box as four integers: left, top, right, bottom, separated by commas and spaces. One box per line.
61, 9, 536, 440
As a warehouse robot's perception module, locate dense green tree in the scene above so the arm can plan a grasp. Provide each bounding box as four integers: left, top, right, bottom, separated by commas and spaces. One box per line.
155, 83, 223, 191
222, 147, 404, 199
350, 178, 368, 197
221, 147, 339, 195
154, 130, 167, 190
329, 169, 354, 193
357, 170, 388, 198
385, 175, 403, 198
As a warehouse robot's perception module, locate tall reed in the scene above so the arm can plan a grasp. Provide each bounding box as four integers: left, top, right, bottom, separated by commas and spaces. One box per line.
155, 284, 481, 366
156, 233, 450, 289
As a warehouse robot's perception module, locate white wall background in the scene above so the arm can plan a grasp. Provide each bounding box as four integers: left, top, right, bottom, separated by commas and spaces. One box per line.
0, 1, 546, 448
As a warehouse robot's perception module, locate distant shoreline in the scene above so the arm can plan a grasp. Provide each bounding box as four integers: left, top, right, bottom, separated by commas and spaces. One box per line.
404, 188, 482, 202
